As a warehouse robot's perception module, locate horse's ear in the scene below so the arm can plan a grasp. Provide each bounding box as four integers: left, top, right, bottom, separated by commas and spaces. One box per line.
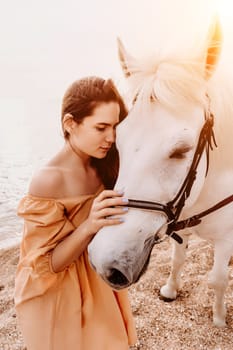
205, 17, 222, 79
117, 37, 133, 78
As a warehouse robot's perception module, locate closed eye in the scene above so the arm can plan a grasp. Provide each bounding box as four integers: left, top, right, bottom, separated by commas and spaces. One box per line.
95, 126, 106, 132
169, 145, 193, 159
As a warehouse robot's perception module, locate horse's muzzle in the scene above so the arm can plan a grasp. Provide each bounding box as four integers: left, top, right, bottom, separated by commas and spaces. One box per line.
89, 236, 155, 290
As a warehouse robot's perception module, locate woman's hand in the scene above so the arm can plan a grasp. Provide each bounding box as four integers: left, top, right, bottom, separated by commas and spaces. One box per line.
51, 190, 128, 272
84, 190, 128, 236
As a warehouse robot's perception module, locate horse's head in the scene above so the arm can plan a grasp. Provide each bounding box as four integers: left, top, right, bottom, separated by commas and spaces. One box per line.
88, 17, 222, 290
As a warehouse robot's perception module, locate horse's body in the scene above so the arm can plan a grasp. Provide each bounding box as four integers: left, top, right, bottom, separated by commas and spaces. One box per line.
88, 2, 233, 327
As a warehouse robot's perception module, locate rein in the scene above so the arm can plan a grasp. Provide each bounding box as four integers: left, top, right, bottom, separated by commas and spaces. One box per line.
126, 112, 233, 244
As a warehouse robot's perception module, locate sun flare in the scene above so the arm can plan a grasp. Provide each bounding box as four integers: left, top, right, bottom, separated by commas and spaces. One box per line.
216, 0, 233, 20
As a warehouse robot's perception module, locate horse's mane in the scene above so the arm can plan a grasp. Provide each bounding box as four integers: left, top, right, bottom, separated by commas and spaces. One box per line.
120, 2, 233, 169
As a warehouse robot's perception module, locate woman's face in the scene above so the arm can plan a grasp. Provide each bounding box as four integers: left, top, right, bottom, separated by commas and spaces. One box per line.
70, 101, 120, 159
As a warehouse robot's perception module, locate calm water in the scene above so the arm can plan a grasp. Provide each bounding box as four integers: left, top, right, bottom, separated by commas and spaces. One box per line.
0, 98, 63, 249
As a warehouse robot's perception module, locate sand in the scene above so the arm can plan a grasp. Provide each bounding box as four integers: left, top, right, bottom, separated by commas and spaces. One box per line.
0, 245, 25, 350
1, 237, 233, 350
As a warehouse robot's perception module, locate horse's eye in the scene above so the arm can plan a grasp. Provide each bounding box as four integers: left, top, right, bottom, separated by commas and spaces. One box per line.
169, 146, 192, 159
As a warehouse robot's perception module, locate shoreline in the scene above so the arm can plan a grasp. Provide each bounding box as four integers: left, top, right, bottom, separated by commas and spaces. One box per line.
0, 238, 21, 253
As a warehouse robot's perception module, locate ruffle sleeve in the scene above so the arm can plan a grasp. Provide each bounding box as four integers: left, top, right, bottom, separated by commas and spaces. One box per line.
15, 196, 76, 305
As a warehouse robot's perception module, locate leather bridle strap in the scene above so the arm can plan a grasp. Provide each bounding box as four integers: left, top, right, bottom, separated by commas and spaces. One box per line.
167, 113, 216, 222
127, 198, 183, 243
171, 194, 233, 231
126, 199, 174, 220
126, 112, 233, 245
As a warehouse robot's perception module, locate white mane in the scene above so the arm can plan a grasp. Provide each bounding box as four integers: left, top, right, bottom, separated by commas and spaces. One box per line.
119, 1, 233, 169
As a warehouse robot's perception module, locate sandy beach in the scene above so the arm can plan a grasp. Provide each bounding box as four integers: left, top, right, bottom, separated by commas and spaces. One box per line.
1, 237, 233, 350
0, 245, 25, 350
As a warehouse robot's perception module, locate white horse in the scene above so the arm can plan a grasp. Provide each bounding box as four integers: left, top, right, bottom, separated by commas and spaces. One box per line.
88, 8, 233, 327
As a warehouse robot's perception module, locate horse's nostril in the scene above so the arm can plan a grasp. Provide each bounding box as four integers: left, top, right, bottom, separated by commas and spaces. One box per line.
107, 268, 129, 286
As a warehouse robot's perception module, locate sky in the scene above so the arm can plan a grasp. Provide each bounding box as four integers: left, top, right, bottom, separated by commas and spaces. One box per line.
0, 0, 233, 100
0, 0, 128, 99
0, 0, 176, 100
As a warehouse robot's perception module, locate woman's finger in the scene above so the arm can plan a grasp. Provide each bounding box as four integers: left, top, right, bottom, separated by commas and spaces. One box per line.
96, 196, 128, 210
102, 217, 125, 226
95, 189, 124, 202
97, 207, 128, 219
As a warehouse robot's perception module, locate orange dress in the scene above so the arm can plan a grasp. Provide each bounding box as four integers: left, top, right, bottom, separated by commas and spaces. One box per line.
14, 191, 137, 350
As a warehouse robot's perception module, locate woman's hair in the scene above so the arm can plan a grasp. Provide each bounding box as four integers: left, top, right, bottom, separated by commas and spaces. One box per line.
61, 76, 128, 189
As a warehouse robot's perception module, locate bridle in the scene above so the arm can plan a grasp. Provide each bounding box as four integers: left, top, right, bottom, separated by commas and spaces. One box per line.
126, 110, 233, 245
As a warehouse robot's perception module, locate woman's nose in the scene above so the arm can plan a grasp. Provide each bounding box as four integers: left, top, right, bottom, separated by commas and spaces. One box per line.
105, 129, 115, 143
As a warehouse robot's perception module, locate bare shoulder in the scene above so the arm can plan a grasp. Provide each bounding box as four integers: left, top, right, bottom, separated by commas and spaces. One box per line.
28, 166, 64, 198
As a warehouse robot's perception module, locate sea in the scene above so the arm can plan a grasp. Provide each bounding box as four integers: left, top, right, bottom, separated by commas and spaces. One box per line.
0, 97, 63, 249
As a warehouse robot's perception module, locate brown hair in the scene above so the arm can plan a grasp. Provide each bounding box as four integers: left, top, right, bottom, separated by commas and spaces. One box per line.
61, 76, 128, 189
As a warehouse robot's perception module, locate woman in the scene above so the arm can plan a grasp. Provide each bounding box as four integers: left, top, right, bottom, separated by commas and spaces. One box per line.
14, 76, 137, 350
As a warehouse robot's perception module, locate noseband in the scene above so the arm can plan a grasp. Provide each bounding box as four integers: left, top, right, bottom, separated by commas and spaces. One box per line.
127, 112, 233, 244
